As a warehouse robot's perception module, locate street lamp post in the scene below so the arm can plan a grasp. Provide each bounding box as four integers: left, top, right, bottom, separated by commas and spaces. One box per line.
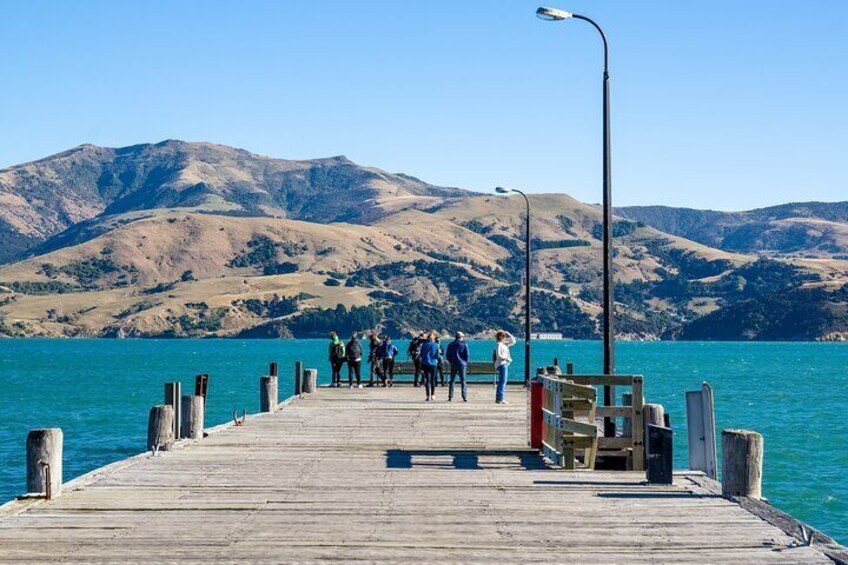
495, 186, 531, 388
536, 6, 616, 437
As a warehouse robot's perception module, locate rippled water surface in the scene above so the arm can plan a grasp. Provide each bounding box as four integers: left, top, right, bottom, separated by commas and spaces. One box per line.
0, 339, 845, 543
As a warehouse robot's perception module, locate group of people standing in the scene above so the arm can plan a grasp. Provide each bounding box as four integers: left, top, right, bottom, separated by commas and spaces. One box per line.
328, 331, 398, 388
328, 330, 516, 404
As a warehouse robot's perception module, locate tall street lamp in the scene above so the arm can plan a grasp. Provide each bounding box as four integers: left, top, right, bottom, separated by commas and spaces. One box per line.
536, 6, 616, 436
495, 186, 531, 387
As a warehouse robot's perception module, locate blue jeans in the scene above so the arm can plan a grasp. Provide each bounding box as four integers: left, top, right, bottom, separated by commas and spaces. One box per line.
449, 364, 467, 401
496, 364, 508, 402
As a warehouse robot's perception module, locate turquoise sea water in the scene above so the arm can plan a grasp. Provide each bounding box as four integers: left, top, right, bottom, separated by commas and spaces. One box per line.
0, 339, 845, 543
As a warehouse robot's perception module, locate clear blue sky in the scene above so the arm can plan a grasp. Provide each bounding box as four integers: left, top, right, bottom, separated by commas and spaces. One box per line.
1, 1, 846, 210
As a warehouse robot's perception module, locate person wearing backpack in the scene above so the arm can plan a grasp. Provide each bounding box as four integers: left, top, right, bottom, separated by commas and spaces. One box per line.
346, 333, 364, 388
328, 331, 346, 388
367, 332, 382, 387
377, 335, 398, 387
407, 332, 425, 387
493, 330, 516, 404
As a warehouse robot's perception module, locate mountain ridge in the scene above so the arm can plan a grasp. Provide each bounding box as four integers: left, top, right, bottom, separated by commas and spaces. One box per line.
1, 141, 846, 341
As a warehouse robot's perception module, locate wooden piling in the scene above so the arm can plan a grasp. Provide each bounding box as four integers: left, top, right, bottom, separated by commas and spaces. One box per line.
26, 428, 62, 498
164, 382, 181, 442
180, 395, 205, 439
194, 374, 209, 407
643, 403, 665, 463
295, 361, 303, 396
303, 369, 317, 393
566, 362, 574, 375
147, 405, 175, 452
269, 362, 278, 377
721, 429, 764, 499
260, 376, 278, 412
644, 403, 665, 429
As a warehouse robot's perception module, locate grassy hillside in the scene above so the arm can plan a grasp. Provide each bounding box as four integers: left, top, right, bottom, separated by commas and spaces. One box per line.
1, 141, 846, 340
619, 202, 848, 258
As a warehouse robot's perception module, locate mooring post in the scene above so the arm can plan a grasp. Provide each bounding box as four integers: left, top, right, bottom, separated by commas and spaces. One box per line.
295, 361, 303, 396
180, 394, 205, 439
147, 405, 175, 452
566, 362, 574, 375
26, 428, 63, 498
194, 374, 209, 408
164, 382, 181, 442
643, 403, 665, 462
269, 362, 278, 377
303, 369, 317, 393
260, 375, 278, 412
721, 429, 763, 499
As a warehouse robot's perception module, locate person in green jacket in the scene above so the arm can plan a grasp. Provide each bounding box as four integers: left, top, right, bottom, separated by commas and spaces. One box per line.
328, 331, 346, 388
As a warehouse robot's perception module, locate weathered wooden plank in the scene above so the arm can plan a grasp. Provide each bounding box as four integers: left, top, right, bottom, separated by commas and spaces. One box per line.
0, 386, 839, 564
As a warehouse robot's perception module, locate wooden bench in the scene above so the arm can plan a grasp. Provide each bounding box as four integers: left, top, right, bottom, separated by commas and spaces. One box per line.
388, 361, 499, 383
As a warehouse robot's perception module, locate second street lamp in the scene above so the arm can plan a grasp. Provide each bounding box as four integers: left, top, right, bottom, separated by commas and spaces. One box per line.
495, 186, 531, 387
537, 6, 616, 436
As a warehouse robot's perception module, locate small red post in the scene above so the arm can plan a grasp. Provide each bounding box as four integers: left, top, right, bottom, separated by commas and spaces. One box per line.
530, 379, 543, 449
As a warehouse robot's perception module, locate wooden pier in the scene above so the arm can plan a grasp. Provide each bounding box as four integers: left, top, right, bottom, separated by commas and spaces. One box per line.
1, 385, 845, 564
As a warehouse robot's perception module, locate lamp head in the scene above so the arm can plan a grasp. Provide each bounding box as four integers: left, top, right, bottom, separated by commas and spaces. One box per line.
536, 6, 573, 21
495, 186, 511, 194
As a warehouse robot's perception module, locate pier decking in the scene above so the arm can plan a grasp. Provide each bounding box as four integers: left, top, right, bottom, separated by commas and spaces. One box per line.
0, 386, 841, 563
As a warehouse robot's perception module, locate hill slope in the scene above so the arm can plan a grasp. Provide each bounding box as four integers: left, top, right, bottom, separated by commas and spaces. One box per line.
0, 140, 470, 263
618, 202, 848, 258
1, 141, 846, 341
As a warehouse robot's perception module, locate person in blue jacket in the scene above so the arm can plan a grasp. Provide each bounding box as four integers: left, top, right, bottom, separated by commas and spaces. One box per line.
376, 335, 398, 387
419, 332, 440, 401
445, 331, 470, 402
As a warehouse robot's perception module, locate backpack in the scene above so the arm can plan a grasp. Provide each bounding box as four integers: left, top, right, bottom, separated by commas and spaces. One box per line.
348, 340, 362, 359
331, 342, 345, 361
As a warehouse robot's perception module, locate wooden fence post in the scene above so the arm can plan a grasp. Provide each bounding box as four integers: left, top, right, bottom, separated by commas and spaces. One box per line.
622, 392, 633, 438
260, 376, 278, 412
303, 369, 317, 393
180, 395, 205, 439
26, 428, 62, 499
147, 405, 175, 452
722, 429, 763, 499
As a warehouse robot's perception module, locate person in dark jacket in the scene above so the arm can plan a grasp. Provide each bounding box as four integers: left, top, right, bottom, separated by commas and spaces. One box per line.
419, 332, 440, 401
435, 335, 446, 386
328, 331, 346, 388
446, 331, 470, 402
376, 336, 398, 387
408, 332, 425, 387
346, 333, 363, 388
367, 332, 382, 386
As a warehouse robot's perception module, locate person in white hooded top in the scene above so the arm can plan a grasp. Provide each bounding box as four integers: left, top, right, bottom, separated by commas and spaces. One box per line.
493, 330, 516, 404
